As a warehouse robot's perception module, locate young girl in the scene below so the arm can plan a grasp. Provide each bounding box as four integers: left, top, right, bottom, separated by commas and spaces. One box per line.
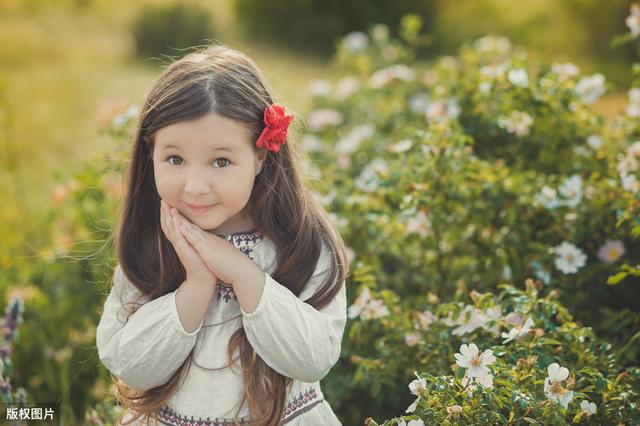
96, 45, 348, 426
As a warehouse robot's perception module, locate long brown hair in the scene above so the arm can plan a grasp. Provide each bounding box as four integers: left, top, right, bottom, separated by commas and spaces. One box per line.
110, 45, 348, 425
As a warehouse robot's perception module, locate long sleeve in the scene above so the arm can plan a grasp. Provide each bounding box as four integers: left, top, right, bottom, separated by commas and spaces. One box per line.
96, 265, 203, 391
240, 244, 347, 383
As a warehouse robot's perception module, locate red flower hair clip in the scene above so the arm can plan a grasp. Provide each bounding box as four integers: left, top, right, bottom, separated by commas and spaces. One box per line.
255, 104, 294, 153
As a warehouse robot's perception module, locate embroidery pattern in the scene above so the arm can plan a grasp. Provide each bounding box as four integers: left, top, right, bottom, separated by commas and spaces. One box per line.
157, 387, 322, 426
229, 230, 263, 258
216, 280, 236, 303
158, 405, 251, 426
281, 388, 321, 424
214, 231, 264, 304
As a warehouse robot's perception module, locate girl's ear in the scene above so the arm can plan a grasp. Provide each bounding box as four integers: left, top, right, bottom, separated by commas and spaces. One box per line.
255, 149, 267, 175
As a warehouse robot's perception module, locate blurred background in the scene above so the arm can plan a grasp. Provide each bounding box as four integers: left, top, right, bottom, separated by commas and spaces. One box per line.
1, 0, 638, 424
1, 0, 634, 217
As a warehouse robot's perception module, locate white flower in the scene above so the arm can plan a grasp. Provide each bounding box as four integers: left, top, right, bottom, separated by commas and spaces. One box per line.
343, 32, 368, 53
360, 298, 390, 320
478, 81, 492, 94
406, 397, 419, 413
425, 98, 461, 122
308, 79, 331, 98
587, 135, 603, 150
409, 376, 427, 396
389, 139, 413, 153
336, 124, 374, 154
617, 142, 640, 190
597, 239, 625, 263
355, 159, 388, 192
455, 343, 495, 379
347, 287, 371, 319
544, 363, 574, 409
370, 65, 416, 88
558, 175, 582, 208
408, 93, 431, 114
575, 74, 606, 104
335, 76, 360, 100
405, 332, 421, 347
627, 88, 640, 117
416, 310, 437, 330
534, 186, 562, 210
551, 63, 580, 81
580, 400, 597, 415
497, 111, 533, 137
553, 241, 587, 274
474, 36, 511, 53
308, 109, 343, 132
461, 374, 494, 395
447, 306, 487, 336
508, 69, 529, 87
621, 173, 640, 193
405, 210, 431, 238
348, 287, 390, 320
497, 112, 532, 136
483, 307, 502, 334
480, 62, 508, 79
501, 317, 534, 343
626, 4, 640, 38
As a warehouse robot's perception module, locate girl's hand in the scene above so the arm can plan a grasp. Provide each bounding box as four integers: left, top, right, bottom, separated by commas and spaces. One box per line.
172, 211, 256, 286
160, 199, 217, 286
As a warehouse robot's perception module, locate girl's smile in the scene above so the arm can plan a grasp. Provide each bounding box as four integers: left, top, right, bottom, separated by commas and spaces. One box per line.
185, 202, 218, 214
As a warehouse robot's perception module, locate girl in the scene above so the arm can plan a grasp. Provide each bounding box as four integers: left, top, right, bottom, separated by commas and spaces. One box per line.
96, 45, 348, 426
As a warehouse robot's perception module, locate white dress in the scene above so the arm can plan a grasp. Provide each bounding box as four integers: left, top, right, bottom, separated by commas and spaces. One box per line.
96, 230, 346, 425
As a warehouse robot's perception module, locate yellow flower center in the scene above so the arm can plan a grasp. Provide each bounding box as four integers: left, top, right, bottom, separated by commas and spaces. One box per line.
550, 381, 566, 395
470, 356, 481, 367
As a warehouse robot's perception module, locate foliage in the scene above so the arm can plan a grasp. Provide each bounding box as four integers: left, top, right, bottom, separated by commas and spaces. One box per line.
362, 281, 640, 425
302, 15, 640, 424
131, 3, 216, 60
233, 0, 439, 53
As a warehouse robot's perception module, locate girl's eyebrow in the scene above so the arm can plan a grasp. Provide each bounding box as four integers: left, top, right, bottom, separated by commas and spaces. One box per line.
161, 143, 234, 153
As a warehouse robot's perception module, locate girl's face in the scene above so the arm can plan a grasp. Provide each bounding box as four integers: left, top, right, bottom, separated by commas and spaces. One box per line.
152, 113, 266, 236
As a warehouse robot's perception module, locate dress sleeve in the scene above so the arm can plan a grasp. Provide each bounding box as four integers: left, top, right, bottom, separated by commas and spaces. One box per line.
95, 265, 203, 391
240, 244, 347, 383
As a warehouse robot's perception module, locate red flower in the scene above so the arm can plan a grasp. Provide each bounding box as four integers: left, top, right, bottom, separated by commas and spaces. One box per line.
255, 104, 294, 153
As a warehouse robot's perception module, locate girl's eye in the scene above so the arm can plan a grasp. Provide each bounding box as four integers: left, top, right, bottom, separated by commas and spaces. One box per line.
214, 158, 231, 168
165, 156, 230, 168
167, 155, 183, 165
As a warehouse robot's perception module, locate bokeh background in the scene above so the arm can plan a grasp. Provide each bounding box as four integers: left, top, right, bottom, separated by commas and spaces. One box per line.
1, 0, 639, 424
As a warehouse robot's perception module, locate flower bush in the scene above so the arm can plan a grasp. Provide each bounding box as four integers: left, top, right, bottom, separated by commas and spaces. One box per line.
358, 281, 640, 425
304, 14, 640, 424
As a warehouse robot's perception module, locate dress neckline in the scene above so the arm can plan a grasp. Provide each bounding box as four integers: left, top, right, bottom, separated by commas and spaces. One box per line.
218, 230, 264, 247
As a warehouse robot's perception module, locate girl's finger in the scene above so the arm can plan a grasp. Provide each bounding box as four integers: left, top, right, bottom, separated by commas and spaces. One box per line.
160, 200, 174, 242
172, 210, 195, 253
179, 219, 210, 251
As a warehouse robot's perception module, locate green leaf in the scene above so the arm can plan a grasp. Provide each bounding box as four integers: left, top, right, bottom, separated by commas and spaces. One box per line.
606, 272, 628, 285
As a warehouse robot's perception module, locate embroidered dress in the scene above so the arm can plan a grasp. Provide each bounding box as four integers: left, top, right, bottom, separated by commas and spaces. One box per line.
96, 230, 345, 425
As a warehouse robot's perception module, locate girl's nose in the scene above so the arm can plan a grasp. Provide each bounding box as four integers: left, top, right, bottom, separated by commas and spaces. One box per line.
183, 172, 211, 195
